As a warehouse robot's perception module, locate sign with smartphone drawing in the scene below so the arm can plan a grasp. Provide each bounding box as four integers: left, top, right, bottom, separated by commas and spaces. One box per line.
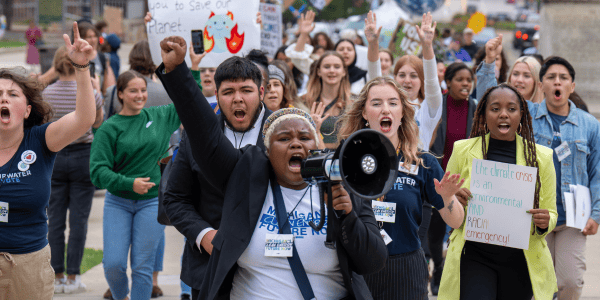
147, 0, 261, 68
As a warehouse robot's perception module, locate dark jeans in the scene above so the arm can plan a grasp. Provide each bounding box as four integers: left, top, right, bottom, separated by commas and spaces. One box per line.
428, 209, 446, 277
48, 143, 96, 275
418, 202, 432, 261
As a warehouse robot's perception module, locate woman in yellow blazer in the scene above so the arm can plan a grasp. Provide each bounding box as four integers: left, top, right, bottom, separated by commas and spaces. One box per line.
438, 84, 558, 300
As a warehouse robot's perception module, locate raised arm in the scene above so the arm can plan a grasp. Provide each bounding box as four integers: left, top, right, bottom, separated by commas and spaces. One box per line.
155, 36, 239, 191
285, 11, 315, 75
46, 22, 96, 152
364, 10, 382, 80
434, 172, 466, 228
475, 34, 502, 100
417, 12, 442, 117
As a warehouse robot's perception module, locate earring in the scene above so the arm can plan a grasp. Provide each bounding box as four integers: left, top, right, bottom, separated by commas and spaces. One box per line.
518, 123, 522, 134
365, 121, 369, 127
399, 120, 402, 126
484, 123, 488, 132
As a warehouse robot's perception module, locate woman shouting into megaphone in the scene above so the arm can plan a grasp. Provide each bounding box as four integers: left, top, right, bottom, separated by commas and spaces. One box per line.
338, 74, 466, 300
155, 35, 388, 300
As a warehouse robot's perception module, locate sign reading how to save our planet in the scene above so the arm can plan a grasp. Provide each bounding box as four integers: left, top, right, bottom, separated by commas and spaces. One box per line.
465, 159, 538, 250
146, 0, 261, 68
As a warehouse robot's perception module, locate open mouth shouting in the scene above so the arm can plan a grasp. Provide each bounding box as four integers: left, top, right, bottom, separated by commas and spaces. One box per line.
288, 152, 305, 173
497, 122, 511, 134
1, 107, 10, 124
459, 87, 470, 98
380, 117, 393, 133
554, 89, 562, 101
233, 109, 246, 122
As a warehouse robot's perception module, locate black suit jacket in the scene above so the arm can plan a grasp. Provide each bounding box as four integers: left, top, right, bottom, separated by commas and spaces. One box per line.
157, 62, 387, 300
159, 66, 270, 290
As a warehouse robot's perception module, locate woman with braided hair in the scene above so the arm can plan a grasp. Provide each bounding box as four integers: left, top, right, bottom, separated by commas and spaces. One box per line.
437, 83, 558, 300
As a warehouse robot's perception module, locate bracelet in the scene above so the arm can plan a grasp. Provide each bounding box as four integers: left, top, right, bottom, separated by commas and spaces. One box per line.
71, 61, 90, 69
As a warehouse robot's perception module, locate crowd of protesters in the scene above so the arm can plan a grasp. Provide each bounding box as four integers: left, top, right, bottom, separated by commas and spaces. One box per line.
0, 7, 598, 300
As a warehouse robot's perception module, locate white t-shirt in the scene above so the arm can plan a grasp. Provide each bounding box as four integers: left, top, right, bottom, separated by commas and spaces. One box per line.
413, 99, 443, 152
230, 183, 347, 300
205, 95, 217, 106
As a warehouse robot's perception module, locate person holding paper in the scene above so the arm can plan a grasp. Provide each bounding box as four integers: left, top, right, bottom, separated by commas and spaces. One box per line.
439, 84, 557, 300
478, 38, 600, 299
155, 37, 388, 300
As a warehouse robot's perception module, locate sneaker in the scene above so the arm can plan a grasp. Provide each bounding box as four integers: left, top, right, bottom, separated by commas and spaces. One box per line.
54, 277, 66, 294
63, 275, 87, 294
103, 288, 113, 299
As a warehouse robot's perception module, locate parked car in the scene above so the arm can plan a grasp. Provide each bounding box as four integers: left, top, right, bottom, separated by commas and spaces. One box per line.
512, 23, 539, 50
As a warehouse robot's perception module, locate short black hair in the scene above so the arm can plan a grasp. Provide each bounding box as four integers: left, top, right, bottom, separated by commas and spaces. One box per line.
444, 62, 473, 84
214, 56, 263, 91
540, 56, 575, 82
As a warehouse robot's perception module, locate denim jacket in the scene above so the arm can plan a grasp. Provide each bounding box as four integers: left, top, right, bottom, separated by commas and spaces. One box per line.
477, 60, 600, 224
528, 100, 600, 224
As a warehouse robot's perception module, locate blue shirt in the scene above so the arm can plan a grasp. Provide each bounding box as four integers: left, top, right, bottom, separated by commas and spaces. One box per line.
549, 112, 568, 225
381, 153, 445, 255
0, 123, 57, 254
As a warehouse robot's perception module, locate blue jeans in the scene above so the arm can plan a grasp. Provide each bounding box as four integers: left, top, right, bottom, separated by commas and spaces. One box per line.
154, 230, 164, 272
180, 237, 191, 296
103, 192, 165, 300
48, 143, 96, 275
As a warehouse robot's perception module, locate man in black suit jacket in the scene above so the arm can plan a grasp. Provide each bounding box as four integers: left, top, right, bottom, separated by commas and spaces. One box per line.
163, 53, 272, 299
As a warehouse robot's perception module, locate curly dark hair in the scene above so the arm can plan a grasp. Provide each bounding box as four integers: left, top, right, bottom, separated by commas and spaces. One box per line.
470, 83, 541, 214
0, 69, 53, 128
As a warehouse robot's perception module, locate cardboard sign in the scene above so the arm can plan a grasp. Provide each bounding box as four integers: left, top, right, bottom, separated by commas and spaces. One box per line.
104, 6, 124, 35
388, 19, 421, 58
465, 159, 538, 250
259, 3, 282, 58
147, 0, 261, 68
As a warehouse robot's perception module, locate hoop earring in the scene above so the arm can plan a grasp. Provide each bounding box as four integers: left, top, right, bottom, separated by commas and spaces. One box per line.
484, 123, 488, 132
518, 123, 522, 134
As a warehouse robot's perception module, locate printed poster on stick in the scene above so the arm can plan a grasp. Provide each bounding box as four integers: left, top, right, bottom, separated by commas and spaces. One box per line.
147, 0, 261, 68
465, 159, 538, 250
388, 19, 421, 58
260, 3, 282, 58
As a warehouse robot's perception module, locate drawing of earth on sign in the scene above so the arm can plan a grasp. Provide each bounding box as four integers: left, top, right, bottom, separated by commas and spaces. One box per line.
204, 11, 245, 54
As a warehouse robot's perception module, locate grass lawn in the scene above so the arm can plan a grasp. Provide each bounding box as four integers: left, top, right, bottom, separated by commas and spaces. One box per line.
64, 245, 104, 274
0, 40, 26, 48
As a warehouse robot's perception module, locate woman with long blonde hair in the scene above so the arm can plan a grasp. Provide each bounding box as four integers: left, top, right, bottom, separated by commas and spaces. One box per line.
339, 76, 466, 299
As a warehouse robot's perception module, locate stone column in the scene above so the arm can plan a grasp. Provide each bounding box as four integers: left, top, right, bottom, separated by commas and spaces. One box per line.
539, 0, 600, 110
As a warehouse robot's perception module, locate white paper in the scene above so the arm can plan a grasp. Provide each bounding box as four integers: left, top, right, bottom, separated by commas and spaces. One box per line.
0, 201, 8, 223
265, 234, 294, 257
575, 185, 591, 231
147, 0, 261, 68
380, 229, 393, 245
372, 200, 396, 223
465, 159, 538, 250
564, 192, 576, 228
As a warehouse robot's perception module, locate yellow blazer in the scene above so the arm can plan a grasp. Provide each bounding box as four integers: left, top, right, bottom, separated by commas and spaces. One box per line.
438, 134, 558, 300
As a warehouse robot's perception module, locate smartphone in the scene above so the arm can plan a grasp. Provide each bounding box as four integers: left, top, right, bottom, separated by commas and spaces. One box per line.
191, 29, 204, 54
89, 61, 96, 78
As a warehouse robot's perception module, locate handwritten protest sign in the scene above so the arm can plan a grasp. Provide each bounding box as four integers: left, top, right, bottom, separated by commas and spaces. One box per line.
147, 0, 260, 68
388, 19, 421, 58
260, 3, 282, 58
465, 159, 538, 250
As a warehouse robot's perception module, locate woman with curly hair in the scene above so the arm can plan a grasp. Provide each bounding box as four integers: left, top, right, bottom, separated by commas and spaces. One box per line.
438, 84, 557, 300
0, 22, 97, 300
338, 76, 466, 299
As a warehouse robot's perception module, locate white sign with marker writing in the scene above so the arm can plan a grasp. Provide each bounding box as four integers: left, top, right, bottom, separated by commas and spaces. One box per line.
465, 159, 538, 250
259, 3, 282, 58
147, 0, 261, 68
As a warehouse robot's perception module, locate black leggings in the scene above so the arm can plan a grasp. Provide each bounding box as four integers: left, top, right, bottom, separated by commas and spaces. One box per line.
459, 243, 533, 300
428, 209, 446, 271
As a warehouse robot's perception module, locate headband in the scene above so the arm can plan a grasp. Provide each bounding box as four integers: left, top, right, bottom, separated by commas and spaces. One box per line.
268, 64, 285, 84
262, 108, 319, 149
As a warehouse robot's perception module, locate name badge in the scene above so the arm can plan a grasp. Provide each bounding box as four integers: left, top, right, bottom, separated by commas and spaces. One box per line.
380, 229, 392, 245
555, 141, 571, 162
0, 201, 8, 223
399, 163, 418, 175
265, 233, 294, 257
372, 200, 396, 223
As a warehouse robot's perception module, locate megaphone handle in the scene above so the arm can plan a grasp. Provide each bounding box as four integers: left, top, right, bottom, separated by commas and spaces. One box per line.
324, 181, 336, 249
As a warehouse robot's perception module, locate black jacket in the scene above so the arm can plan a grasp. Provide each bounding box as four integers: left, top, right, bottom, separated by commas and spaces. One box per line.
156, 62, 387, 300
160, 69, 270, 290
429, 94, 478, 167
